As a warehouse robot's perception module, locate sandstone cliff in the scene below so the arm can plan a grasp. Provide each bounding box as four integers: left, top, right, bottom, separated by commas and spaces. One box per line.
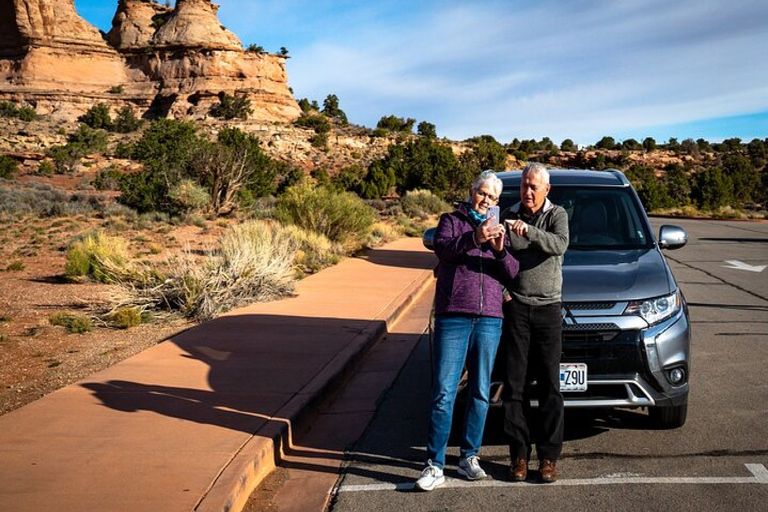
0, 0, 300, 123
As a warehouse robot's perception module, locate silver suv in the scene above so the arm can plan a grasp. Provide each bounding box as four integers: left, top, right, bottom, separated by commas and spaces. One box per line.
424, 169, 691, 429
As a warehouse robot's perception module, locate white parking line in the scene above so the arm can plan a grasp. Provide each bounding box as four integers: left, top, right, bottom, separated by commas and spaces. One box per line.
336, 463, 768, 493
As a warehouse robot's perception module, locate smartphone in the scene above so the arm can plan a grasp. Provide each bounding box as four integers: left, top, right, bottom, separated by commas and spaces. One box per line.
486, 206, 500, 226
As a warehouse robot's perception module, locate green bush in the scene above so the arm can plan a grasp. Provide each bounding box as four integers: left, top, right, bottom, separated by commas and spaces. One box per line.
120, 119, 200, 213
400, 189, 451, 218
78, 103, 113, 130
36, 160, 55, 176
210, 92, 253, 120
64, 231, 130, 283
0, 101, 37, 121
4, 260, 25, 271
93, 166, 123, 191
275, 183, 375, 249
0, 155, 19, 179
377, 115, 416, 133
106, 307, 142, 329
49, 312, 92, 334
112, 106, 142, 133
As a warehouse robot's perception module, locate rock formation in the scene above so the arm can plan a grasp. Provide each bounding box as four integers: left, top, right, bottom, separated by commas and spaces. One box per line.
0, 0, 300, 123
107, 0, 171, 51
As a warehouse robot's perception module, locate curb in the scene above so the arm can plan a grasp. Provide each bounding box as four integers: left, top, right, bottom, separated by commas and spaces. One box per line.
195, 267, 436, 512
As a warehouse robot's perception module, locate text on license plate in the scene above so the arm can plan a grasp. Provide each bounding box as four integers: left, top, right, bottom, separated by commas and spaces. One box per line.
560, 363, 587, 391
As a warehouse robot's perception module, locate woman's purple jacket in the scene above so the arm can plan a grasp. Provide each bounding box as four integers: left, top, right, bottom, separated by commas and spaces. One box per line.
433, 203, 519, 318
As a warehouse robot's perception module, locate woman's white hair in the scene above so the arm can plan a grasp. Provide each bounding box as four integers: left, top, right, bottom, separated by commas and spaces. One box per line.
471, 170, 503, 196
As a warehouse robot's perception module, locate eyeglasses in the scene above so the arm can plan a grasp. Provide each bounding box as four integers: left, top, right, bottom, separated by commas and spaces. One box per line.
474, 190, 499, 202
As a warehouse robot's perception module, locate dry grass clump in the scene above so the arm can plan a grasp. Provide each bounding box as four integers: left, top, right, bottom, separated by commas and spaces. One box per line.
367, 221, 403, 247
49, 312, 93, 334
400, 189, 451, 219
64, 230, 132, 283
282, 224, 342, 275
106, 220, 298, 322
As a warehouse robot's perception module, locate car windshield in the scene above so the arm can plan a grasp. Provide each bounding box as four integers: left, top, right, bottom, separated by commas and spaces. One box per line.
499, 185, 653, 250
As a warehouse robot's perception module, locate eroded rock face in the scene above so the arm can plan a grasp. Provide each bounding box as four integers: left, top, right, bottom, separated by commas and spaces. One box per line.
107, 0, 171, 51
0, 0, 300, 123
1, 0, 111, 51
153, 0, 242, 51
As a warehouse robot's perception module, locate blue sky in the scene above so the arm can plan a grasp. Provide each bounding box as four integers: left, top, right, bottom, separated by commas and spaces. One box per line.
74, 0, 768, 147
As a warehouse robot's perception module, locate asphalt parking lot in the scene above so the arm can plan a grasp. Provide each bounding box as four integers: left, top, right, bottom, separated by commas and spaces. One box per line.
330, 218, 768, 512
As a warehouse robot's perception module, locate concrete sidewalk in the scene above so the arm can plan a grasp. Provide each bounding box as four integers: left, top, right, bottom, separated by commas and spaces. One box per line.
0, 237, 436, 512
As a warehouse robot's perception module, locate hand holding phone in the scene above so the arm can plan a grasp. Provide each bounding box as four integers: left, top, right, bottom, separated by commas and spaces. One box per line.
486, 206, 500, 226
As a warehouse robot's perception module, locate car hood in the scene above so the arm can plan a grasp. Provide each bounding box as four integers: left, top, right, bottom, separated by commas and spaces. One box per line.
562, 248, 675, 302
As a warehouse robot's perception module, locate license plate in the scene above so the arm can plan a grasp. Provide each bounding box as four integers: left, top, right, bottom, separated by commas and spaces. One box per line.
560, 363, 587, 391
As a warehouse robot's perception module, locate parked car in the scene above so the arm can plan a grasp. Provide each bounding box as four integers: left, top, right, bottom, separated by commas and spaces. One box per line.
423, 169, 691, 428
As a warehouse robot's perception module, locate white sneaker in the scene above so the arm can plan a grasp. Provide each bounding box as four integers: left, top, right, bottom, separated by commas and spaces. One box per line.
415, 463, 445, 491
458, 455, 487, 480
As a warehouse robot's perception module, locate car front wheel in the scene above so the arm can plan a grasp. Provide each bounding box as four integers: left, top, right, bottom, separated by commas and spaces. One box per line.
649, 402, 688, 429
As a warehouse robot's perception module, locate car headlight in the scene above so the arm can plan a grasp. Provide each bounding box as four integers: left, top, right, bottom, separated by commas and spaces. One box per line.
624, 290, 681, 325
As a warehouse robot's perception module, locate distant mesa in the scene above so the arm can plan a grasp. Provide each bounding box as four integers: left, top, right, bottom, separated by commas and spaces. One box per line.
0, 0, 300, 123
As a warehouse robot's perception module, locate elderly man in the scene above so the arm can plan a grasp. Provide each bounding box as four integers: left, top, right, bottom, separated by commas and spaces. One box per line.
501, 163, 569, 483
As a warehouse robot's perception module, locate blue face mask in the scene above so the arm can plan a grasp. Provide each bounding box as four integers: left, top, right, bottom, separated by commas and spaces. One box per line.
467, 207, 486, 227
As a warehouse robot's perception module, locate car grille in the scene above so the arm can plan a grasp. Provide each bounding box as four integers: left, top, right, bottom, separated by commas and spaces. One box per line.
562, 330, 644, 375
564, 302, 616, 311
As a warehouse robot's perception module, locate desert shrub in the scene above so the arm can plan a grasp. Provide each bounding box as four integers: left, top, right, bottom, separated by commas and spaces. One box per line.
0, 101, 37, 121
120, 119, 200, 213
111, 220, 298, 321
0, 155, 18, 179
4, 260, 25, 271
36, 160, 55, 176
367, 221, 402, 247
78, 103, 113, 130
376, 115, 416, 133
105, 307, 142, 329
102, 202, 138, 221
167, 179, 210, 212
112, 106, 142, 133
108, 84, 125, 94
282, 223, 342, 274
48, 144, 84, 174
68, 125, 109, 153
0, 182, 102, 217
400, 189, 451, 219
93, 166, 123, 191
394, 213, 434, 238
210, 92, 253, 120
274, 183, 375, 250
64, 231, 131, 283
49, 312, 92, 334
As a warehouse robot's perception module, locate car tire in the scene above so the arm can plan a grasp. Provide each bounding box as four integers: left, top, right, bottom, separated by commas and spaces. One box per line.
649, 402, 688, 429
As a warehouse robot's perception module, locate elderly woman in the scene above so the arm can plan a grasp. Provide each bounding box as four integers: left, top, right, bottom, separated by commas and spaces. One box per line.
416, 170, 519, 491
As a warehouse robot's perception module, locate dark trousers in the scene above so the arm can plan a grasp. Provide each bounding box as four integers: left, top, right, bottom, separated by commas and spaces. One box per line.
503, 299, 564, 461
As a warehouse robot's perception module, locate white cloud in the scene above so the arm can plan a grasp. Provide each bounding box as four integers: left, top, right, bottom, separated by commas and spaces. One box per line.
206, 1, 768, 143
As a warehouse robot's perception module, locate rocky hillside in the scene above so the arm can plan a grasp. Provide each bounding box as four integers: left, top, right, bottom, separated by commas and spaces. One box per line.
0, 0, 299, 123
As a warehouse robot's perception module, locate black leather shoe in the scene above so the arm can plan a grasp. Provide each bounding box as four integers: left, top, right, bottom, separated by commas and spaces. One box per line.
509, 457, 528, 482
539, 459, 558, 483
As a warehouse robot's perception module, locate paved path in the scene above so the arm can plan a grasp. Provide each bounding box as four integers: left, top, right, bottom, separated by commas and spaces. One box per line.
0, 237, 436, 512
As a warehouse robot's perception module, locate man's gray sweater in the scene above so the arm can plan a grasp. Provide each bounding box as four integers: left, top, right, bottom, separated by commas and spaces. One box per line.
502, 198, 569, 306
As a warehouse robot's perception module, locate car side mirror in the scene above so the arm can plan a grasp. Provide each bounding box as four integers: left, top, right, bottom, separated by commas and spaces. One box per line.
423, 227, 436, 250
659, 225, 688, 250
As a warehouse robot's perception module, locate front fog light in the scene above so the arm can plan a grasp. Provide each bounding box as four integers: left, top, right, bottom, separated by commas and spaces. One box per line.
667, 367, 685, 385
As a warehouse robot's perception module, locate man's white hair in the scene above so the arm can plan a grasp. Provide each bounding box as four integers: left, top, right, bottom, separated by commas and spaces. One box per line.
522, 163, 550, 184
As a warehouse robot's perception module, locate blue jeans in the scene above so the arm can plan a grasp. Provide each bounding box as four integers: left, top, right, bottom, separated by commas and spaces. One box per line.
426, 314, 502, 468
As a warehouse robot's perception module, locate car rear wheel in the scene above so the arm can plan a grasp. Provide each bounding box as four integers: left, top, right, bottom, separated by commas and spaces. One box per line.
649, 402, 688, 429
